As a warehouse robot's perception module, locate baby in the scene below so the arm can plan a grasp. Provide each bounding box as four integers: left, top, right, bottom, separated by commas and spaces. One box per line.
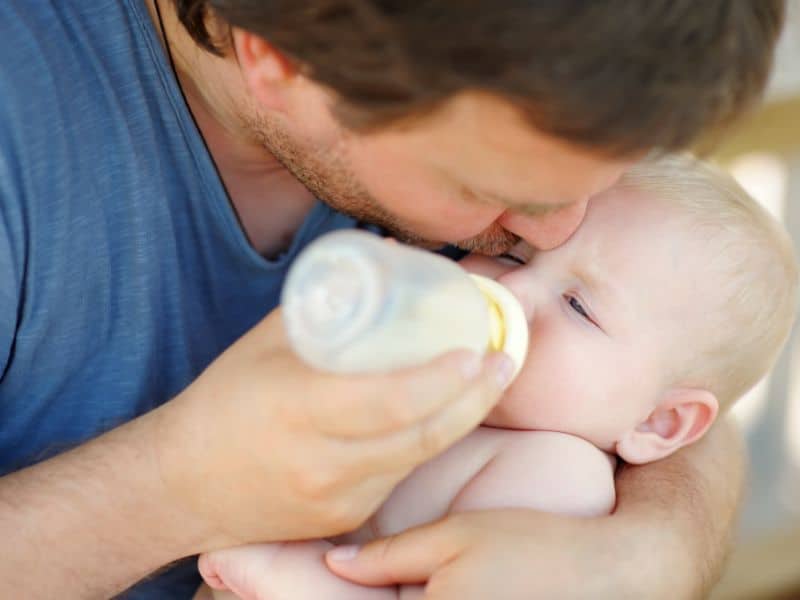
196, 154, 798, 600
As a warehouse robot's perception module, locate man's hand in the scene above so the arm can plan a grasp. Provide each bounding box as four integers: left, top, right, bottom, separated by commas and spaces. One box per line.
325, 510, 636, 599
326, 419, 744, 599
0, 308, 510, 598
155, 308, 514, 546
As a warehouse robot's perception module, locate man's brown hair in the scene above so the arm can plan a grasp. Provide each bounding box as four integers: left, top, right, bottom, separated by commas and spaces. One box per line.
174, 1, 785, 156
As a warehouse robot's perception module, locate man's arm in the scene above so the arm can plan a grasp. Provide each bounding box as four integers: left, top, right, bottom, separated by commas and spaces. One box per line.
0, 408, 217, 598
326, 417, 744, 599
613, 416, 744, 596
0, 310, 510, 598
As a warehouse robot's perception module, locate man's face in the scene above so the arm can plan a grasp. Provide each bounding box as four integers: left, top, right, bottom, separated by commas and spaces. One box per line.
246, 85, 633, 254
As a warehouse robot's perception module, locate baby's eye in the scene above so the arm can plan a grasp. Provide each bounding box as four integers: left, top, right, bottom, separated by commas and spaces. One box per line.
565, 294, 592, 322
564, 293, 605, 333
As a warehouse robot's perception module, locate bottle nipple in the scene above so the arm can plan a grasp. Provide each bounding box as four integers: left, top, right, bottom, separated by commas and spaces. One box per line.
469, 275, 529, 381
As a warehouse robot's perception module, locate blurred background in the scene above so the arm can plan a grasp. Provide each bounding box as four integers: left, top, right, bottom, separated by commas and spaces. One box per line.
709, 1, 800, 598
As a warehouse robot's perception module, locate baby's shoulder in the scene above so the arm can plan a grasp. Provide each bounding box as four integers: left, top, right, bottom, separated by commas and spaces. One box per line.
495, 429, 614, 464
366, 429, 616, 540
450, 428, 617, 518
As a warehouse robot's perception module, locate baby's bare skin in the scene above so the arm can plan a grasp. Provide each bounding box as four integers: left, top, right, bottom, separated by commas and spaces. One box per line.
346, 426, 615, 544
198, 426, 615, 600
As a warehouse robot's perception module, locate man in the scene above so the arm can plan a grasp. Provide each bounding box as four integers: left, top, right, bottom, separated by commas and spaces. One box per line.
0, 1, 783, 598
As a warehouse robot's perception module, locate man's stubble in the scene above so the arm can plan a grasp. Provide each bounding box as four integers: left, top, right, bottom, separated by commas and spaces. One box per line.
248, 115, 519, 256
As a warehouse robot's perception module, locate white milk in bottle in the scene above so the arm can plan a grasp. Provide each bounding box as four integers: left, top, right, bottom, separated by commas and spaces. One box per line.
281, 230, 528, 379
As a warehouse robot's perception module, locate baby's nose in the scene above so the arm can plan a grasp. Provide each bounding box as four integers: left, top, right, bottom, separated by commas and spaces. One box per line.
496, 270, 536, 324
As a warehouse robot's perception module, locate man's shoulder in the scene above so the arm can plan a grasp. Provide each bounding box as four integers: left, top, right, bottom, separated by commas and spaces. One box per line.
0, 0, 180, 220
0, 1, 151, 137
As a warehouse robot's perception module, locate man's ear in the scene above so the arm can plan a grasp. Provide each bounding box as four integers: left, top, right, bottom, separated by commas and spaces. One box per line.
232, 28, 297, 111
616, 388, 719, 465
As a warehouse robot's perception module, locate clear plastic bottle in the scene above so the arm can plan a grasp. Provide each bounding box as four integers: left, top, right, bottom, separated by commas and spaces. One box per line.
281, 230, 529, 379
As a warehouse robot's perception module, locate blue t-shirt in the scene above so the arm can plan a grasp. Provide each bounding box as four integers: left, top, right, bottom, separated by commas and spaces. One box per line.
0, 1, 360, 596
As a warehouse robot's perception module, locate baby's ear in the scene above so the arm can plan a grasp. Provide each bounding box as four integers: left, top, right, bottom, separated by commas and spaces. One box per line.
616, 388, 719, 465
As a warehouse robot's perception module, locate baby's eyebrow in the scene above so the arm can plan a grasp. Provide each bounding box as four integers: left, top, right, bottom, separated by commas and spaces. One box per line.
573, 264, 626, 311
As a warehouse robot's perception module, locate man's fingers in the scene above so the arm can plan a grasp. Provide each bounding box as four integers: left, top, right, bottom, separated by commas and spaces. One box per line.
275, 355, 508, 523
354, 352, 511, 471
249, 307, 513, 441
325, 517, 468, 586
308, 350, 510, 439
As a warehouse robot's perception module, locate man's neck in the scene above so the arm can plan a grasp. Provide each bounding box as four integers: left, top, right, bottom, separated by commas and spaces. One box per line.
146, 0, 316, 258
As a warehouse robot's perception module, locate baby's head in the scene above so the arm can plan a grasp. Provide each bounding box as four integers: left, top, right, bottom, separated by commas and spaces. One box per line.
463, 153, 798, 464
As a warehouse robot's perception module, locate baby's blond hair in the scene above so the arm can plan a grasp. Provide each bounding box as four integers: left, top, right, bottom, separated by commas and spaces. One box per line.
619, 153, 798, 410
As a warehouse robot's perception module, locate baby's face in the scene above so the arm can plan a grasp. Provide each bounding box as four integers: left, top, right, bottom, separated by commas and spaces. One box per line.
462, 186, 703, 451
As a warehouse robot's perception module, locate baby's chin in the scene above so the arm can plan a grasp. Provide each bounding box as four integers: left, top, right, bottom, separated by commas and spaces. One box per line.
482, 407, 531, 430
482, 398, 561, 432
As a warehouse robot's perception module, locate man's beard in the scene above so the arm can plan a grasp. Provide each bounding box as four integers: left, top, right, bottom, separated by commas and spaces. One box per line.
248, 116, 519, 255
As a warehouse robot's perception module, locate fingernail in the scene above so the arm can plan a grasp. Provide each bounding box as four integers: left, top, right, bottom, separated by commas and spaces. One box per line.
327, 544, 360, 561
490, 353, 515, 388
460, 352, 483, 379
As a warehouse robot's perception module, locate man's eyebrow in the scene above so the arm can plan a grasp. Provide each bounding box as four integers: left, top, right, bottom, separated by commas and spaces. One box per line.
461, 185, 569, 216
510, 201, 570, 217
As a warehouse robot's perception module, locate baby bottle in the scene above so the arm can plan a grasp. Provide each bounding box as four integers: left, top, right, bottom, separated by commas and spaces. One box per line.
281, 230, 529, 380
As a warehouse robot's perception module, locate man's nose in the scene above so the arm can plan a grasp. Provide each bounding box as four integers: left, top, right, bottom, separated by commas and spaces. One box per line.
498, 198, 589, 250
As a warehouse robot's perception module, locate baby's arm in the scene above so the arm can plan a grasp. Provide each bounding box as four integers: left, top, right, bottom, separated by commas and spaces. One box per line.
450, 429, 616, 517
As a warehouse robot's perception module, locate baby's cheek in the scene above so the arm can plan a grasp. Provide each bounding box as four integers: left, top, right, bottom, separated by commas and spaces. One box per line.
484, 387, 545, 429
